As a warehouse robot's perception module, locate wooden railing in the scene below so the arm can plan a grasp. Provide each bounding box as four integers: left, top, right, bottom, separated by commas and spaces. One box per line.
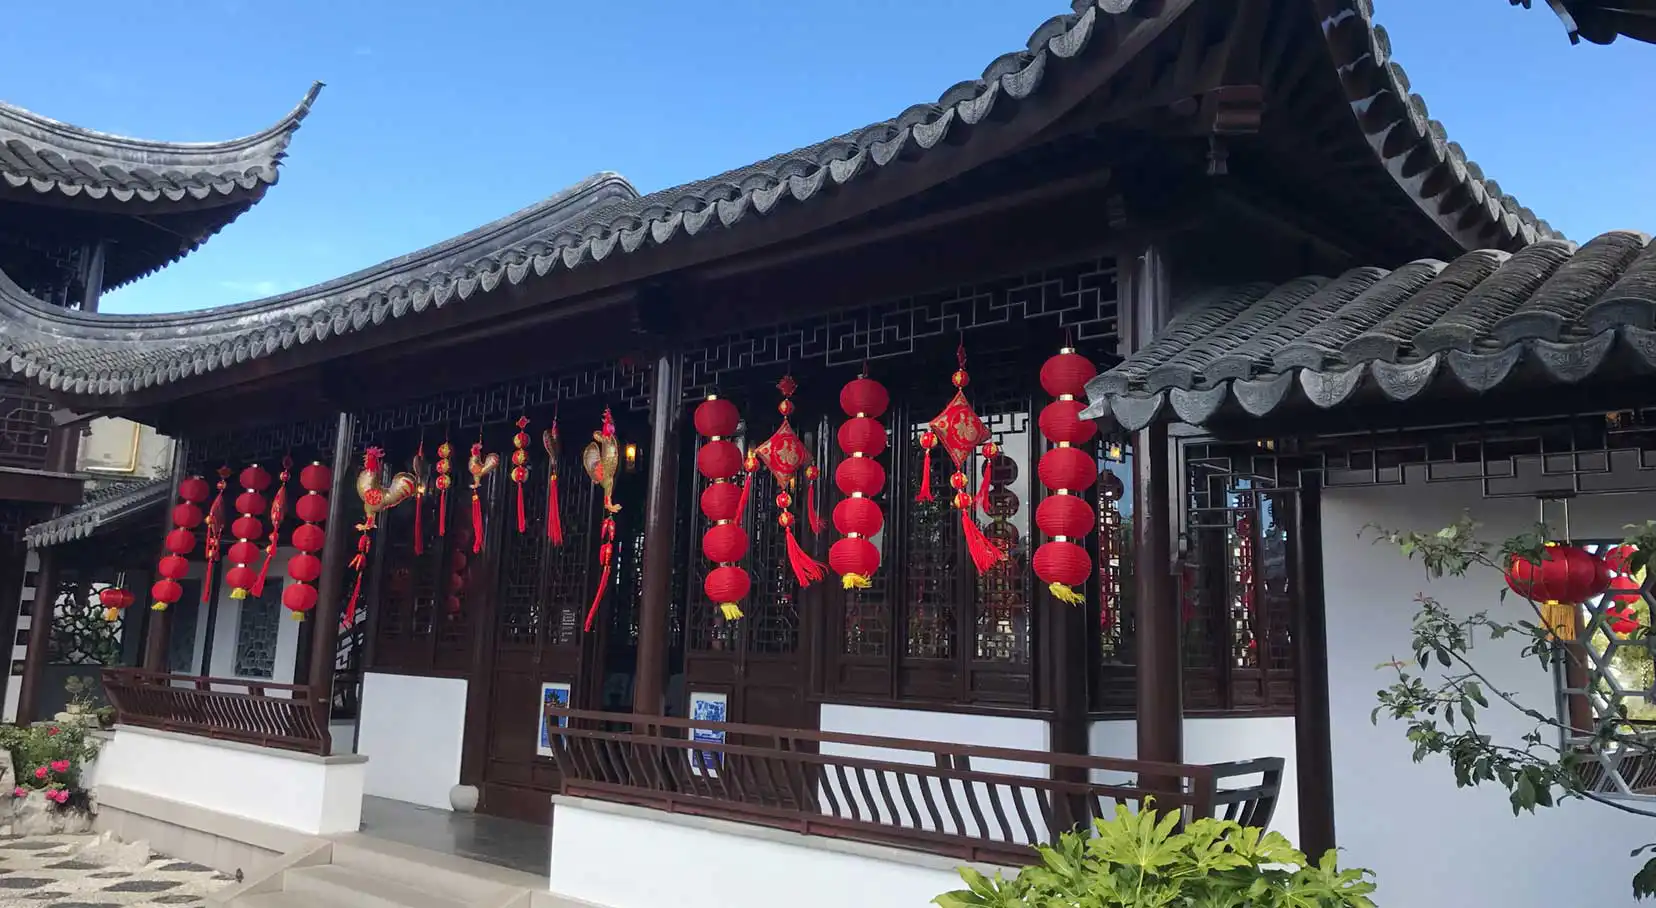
102, 669, 331, 755
544, 707, 1284, 865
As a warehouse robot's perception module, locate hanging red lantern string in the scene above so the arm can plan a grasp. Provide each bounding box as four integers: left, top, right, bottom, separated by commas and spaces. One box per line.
543, 420, 565, 545
283, 461, 332, 621
805, 465, 825, 536
1033, 345, 1099, 605
830, 373, 889, 590
1505, 542, 1611, 641
348, 448, 417, 628
696, 393, 750, 620
434, 440, 453, 537
153, 474, 208, 612
754, 375, 827, 588
1607, 573, 1642, 635
582, 409, 622, 631
410, 443, 430, 555
925, 345, 1006, 575
99, 586, 134, 623
253, 457, 291, 597
201, 467, 232, 604
468, 441, 501, 554
225, 465, 272, 600
511, 417, 531, 534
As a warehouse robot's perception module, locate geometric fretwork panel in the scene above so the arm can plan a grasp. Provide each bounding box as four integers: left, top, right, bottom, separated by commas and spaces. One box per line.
46, 577, 122, 666
1567, 541, 1656, 798
233, 582, 284, 679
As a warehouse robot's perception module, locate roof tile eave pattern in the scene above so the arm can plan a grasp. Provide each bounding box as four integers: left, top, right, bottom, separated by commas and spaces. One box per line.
0, 82, 322, 204
22, 478, 170, 549
1084, 229, 1656, 430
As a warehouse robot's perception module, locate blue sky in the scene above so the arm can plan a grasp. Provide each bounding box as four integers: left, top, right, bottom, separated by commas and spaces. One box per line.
4, 0, 1650, 315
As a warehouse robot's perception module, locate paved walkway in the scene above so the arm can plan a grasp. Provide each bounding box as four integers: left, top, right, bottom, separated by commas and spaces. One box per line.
0, 834, 231, 907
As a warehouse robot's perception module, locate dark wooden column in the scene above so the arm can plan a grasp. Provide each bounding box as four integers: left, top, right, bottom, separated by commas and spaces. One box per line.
15, 544, 59, 725
144, 440, 191, 672
80, 240, 108, 313
1127, 244, 1182, 766
633, 354, 683, 717
307, 413, 357, 753
1292, 474, 1336, 859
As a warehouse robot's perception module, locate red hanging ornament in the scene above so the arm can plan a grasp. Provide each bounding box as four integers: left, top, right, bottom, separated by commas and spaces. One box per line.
434, 440, 453, 537
347, 448, 417, 628
511, 417, 531, 534
283, 461, 331, 621
252, 457, 291, 597
582, 409, 622, 631
755, 375, 827, 588
543, 422, 565, 546
696, 394, 751, 620
152, 476, 208, 612
1605, 544, 1639, 576
410, 444, 430, 555
468, 441, 501, 554
926, 346, 1006, 574
98, 587, 135, 623
1034, 345, 1099, 606
1504, 543, 1612, 641
830, 372, 888, 590
805, 464, 824, 536
201, 467, 232, 605
226, 464, 272, 600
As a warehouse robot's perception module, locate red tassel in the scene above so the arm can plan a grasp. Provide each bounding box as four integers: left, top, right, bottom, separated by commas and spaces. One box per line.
583, 519, 616, 632
202, 563, 215, 605
977, 453, 994, 511
414, 494, 425, 555
345, 573, 363, 628
345, 534, 371, 628
961, 509, 1005, 574
736, 471, 754, 521
546, 476, 564, 545
516, 483, 527, 534
252, 543, 277, 598
439, 492, 448, 537
807, 480, 824, 536
471, 493, 484, 554
916, 450, 934, 503
785, 527, 827, 587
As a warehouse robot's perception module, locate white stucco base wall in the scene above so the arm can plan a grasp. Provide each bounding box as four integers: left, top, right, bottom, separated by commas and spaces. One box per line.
356, 672, 467, 810
550, 797, 1001, 908
95, 726, 366, 835
1323, 462, 1656, 907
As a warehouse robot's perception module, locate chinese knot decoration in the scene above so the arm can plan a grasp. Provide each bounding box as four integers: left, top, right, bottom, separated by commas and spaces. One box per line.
225, 464, 271, 600
434, 440, 453, 537
253, 458, 291, 598
99, 587, 134, 623
582, 409, 622, 631
543, 421, 565, 545
696, 393, 749, 620
468, 441, 501, 554
201, 467, 232, 604
283, 461, 333, 621
755, 375, 827, 588
410, 444, 430, 555
918, 345, 1006, 574
153, 474, 208, 612
348, 448, 417, 627
829, 373, 889, 590
511, 417, 531, 534
1504, 543, 1610, 642
1033, 346, 1098, 605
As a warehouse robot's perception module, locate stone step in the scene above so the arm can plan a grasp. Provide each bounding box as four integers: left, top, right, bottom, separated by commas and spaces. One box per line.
282, 863, 473, 908
238, 891, 355, 908
329, 833, 541, 904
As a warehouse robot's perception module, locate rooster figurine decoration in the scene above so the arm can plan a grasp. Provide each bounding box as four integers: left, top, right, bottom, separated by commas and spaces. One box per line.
346, 447, 417, 628
582, 409, 622, 632
468, 442, 501, 554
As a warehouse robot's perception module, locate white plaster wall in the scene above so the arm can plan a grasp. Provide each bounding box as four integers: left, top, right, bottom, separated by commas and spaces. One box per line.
97, 726, 365, 835
1089, 717, 1298, 846
1323, 459, 1656, 907
356, 672, 467, 810
551, 800, 979, 908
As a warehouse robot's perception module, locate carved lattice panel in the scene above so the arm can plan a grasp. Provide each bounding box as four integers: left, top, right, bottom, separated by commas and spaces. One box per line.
233, 583, 284, 679
0, 381, 51, 470
544, 473, 600, 649
496, 465, 549, 651
46, 575, 121, 667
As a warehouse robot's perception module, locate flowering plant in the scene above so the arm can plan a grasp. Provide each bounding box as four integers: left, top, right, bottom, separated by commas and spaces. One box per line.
0, 720, 99, 810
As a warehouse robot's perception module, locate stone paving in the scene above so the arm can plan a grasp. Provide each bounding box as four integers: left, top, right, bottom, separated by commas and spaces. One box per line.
0, 834, 232, 907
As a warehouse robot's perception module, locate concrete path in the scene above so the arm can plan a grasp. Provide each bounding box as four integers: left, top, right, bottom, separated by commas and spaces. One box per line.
0, 833, 232, 907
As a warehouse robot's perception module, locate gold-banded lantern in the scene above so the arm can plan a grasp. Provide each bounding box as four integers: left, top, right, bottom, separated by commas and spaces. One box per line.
696, 394, 750, 619
224, 464, 271, 599
754, 375, 826, 588
152, 474, 209, 612
434, 440, 453, 536
829, 374, 889, 589
1504, 543, 1611, 641
284, 461, 333, 621
1034, 346, 1099, 604
511, 416, 531, 534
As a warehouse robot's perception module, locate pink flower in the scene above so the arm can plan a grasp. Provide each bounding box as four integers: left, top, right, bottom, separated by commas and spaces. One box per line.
46, 727, 59, 736
32, 767, 46, 780
49, 760, 68, 774
11, 787, 24, 798
50, 790, 69, 804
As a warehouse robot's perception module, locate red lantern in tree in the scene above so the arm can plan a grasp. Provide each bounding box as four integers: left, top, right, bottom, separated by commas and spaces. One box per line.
829, 372, 888, 589
1504, 543, 1611, 641
98, 587, 135, 623
152, 475, 209, 612
918, 345, 1007, 575
1606, 573, 1643, 635
696, 394, 750, 620
754, 375, 827, 588
1034, 345, 1098, 605
283, 462, 332, 621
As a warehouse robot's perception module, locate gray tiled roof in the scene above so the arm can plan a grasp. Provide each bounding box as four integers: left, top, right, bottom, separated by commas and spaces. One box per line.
1082, 230, 1656, 430
24, 478, 169, 548
0, 0, 1556, 401
1511, 0, 1656, 45
0, 83, 320, 204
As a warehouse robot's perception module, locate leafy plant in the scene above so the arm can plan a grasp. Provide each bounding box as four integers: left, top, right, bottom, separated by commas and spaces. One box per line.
0, 720, 100, 809
934, 802, 1376, 908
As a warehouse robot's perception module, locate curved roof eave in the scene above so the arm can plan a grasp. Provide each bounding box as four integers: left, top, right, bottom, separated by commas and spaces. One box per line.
0, 82, 322, 206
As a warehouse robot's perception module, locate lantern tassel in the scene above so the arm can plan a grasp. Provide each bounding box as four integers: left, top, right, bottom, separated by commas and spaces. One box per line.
977, 453, 994, 512
202, 563, 215, 605
1542, 600, 1579, 642
414, 494, 424, 555
439, 492, 448, 537
345, 573, 363, 629
962, 510, 1005, 574
736, 471, 754, 521
785, 527, 827, 588
151, 601, 169, 612
807, 480, 824, 536
720, 602, 745, 620
916, 451, 934, 503
516, 482, 527, 534
841, 573, 871, 590
583, 519, 617, 632
547, 475, 564, 545
1049, 581, 1086, 606
253, 544, 277, 598
471, 493, 484, 554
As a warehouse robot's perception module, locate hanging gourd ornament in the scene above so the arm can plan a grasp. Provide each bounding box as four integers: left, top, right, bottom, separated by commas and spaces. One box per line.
434, 440, 453, 537
830, 373, 889, 589
152, 474, 208, 612
754, 375, 827, 588
511, 417, 531, 534
283, 461, 332, 621
582, 409, 622, 632
696, 393, 750, 619
1034, 345, 1099, 605
346, 448, 417, 628
920, 345, 1007, 574
1504, 543, 1611, 642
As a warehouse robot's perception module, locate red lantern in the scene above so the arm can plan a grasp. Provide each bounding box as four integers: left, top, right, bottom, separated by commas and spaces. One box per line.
98, 587, 134, 622
696, 394, 751, 620
1610, 572, 1643, 605
1607, 605, 1640, 635
835, 457, 885, 498
157, 555, 189, 580
840, 377, 890, 420
282, 582, 318, 618
282, 460, 332, 621
1504, 543, 1611, 641
152, 474, 209, 612
833, 496, 884, 538
1035, 346, 1099, 606
1605, 544, 1639, 576
150, 579, 183, 613
829, 536, 880, 585
836, 418, 888, 459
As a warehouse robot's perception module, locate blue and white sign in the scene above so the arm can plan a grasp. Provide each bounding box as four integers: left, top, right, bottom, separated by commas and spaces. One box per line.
688, 690, 728, 776
537, 681, 573, 757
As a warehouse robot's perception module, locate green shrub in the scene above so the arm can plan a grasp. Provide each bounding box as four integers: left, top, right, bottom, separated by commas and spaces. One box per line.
0, 720, 101, 810
935, 802, 1376, 908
